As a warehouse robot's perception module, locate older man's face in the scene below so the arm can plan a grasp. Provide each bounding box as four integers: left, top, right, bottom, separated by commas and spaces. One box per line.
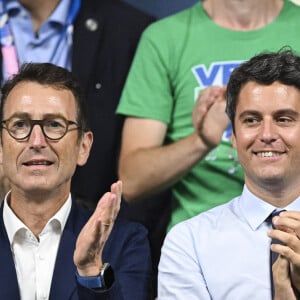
0, 81, 92, 197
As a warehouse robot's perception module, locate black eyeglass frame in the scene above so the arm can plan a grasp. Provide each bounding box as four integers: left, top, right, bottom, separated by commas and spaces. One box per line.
1, 117, 81, 141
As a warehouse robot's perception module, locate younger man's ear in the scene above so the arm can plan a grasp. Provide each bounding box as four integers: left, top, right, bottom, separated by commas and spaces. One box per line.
231, 132, 237, 150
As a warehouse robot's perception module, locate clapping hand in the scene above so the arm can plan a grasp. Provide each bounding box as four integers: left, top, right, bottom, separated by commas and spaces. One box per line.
74, 180, 122, 276
268, 211, 300, 299
192, 86, 229, 149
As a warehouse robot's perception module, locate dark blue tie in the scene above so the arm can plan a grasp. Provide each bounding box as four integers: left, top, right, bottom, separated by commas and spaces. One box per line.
267, 210, 286, 299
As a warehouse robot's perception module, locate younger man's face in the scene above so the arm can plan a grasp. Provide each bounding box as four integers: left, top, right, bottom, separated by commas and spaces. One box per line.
232, 81, 300, 190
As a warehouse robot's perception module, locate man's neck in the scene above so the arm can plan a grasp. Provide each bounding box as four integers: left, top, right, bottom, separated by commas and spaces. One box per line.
245, 179, 300, 208
202, 0, 284, 31
18, 0, 62, 33
8, 188, 69, 237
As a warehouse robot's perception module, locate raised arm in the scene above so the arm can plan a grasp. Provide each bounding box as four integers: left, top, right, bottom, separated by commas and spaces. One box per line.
118, 86, 229, 202
73, 181, 123, 299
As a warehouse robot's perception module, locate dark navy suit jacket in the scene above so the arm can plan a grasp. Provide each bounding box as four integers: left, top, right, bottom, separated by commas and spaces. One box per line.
0, 201, 152, 299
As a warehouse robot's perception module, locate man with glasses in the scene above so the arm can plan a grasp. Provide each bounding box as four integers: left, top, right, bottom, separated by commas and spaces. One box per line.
0, 62, 152, 299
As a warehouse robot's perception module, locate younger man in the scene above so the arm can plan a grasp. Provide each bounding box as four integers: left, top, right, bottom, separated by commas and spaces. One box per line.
158, 50, 300, 299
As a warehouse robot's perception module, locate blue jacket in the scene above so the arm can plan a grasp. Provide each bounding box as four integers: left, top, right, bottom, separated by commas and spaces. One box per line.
0, 201, 152, 299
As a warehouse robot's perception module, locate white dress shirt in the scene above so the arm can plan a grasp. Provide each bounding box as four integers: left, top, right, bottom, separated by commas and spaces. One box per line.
158, 185, 300, 299
3, 194, 71, 300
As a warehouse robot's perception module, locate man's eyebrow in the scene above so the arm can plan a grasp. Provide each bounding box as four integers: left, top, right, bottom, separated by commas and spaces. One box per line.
4, 112, 31, 119
42, 113, 67, 119
238, 110, 261, 120
273, 109, 299, 117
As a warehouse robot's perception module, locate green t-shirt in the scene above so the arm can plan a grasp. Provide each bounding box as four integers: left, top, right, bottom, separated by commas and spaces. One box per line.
117, 0, 300, 230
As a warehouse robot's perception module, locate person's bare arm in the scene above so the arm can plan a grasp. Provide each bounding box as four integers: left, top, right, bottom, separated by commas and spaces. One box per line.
118, 86, 229, 202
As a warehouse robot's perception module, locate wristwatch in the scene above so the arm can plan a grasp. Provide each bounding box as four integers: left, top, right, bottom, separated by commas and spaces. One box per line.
76, 263, 115, 290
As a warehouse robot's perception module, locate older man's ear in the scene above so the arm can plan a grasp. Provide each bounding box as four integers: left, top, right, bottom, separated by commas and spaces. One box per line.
77, 131, 93, 166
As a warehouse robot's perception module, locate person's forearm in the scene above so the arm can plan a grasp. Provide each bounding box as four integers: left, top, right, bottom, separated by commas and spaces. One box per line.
119, 132, 212, 202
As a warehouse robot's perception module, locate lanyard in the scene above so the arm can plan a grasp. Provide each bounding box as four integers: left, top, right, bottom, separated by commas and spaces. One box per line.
0, 0, 18, 78
0, 0, 81, 79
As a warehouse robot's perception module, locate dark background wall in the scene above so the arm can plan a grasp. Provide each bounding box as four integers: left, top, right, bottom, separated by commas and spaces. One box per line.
121, 0, 200, 19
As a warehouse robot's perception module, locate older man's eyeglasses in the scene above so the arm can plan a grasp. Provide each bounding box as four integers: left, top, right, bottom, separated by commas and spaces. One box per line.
1, 117, 81, 141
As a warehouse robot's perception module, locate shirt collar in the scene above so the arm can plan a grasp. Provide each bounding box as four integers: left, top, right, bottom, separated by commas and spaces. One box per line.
5, 0, 21, 15
3, 192, 72, 246
240, 185, 300, 230
48, 0, 71, 27
6, 0, 71, 27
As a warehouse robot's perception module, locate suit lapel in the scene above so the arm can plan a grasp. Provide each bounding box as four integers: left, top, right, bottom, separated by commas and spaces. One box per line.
0, 205, 20, 299
49, 201, 89, 300
49, 231, 77, 300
